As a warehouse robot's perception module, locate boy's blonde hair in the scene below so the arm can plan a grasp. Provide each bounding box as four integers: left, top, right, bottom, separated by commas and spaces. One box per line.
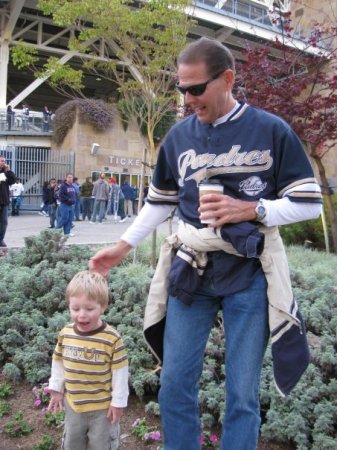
65, 270, 109, 307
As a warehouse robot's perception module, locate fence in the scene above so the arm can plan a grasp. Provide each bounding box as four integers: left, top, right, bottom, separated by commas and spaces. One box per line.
0, 110, 53, 133
0, 146, 74, 210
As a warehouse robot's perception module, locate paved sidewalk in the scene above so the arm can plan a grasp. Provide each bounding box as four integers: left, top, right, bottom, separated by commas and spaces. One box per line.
4, 212, 177, 249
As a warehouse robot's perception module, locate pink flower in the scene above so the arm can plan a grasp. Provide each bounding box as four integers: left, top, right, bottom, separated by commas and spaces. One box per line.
200, 434, 206, 445
210, 434, 218, 442
34, 399, 41, 407
143, 432, 150, 440
132, 418, 140, 428
32, 386, 38, 394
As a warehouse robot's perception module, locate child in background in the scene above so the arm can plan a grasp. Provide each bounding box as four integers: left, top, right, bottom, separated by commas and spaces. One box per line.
47, 270, 129, 450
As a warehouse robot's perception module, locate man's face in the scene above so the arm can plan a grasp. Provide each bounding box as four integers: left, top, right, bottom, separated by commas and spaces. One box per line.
66, 174, 73, 184
0, 157, 6, 169
177, 62, 234, 124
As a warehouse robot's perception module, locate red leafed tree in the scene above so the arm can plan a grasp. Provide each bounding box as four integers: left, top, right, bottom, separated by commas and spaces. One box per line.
235, 12, 337, 252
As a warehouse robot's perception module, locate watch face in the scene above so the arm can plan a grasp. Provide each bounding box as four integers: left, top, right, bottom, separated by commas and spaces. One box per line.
256, 204, 266, 220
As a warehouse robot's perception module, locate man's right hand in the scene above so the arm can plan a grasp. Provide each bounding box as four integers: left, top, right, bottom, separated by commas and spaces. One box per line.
89, 240, 132, 277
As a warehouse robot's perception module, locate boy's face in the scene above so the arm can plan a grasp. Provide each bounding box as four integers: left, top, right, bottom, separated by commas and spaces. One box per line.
68, 293, 106, 333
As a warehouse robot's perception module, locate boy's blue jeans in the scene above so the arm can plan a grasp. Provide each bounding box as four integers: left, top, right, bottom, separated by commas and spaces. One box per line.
159, 272, 269, 450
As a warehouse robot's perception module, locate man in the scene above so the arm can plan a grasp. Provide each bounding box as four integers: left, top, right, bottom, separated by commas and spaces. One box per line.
57, 174, 76, 237
80, 177, 94, 221
90, 173, 110, 224
72, 177, 81, 221
45, 178, 58, 228
9, 177, 25, 216
0, 156, 16, 247
22, 103, 29, 131
121, 181, 134, 217
7, 105, 14, 131
42, 106, 52, 132
89, 38, 322, 449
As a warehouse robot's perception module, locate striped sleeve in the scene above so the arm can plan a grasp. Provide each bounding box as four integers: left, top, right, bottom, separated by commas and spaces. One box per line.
279, 179, 322, 203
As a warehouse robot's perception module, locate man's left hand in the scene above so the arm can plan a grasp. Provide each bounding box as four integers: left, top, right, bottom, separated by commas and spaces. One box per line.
198, 193, 256, 227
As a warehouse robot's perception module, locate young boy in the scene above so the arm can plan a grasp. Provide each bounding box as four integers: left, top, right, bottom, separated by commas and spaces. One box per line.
47, 270, 129, 450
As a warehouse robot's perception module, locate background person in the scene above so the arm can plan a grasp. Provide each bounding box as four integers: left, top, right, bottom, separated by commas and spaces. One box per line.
90, 173, 110, 224
6, 105, 14, 131
39, 181, 49, 217
0, 156, 16, 247
80, 176, 94, 221
47, 270, 129, 450
89, 37, 322, 450
121, 181, 134, 218
42, 106, 52, 132
72, 177, 81, 221
45, 178, 58, 228
57, 173, 76, 237
21, 103, 29, 131
9, 177, 24, 216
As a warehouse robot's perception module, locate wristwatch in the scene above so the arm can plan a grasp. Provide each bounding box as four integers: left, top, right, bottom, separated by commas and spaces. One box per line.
255, 199, 266, 222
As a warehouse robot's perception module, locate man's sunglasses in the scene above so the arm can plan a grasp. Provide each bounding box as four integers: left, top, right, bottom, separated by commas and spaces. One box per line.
175, 70, 224, 96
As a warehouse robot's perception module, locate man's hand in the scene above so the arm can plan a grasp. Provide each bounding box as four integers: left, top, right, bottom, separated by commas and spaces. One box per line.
107, 405, 124, 424
198, 193, 257, 228
89, 240, 133, 277
47, 390, 64, 414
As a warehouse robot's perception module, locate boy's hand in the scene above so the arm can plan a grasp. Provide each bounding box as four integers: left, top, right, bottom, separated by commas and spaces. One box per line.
47, 390, 64, 413
89, 241, 132, 277
107, 405, 124, 424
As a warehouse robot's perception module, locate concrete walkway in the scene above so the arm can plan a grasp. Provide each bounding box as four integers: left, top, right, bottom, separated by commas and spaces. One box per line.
4, 211, 177, 249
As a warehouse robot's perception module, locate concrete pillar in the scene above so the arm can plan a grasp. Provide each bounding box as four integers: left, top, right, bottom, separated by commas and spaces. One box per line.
0, 40, 9, 108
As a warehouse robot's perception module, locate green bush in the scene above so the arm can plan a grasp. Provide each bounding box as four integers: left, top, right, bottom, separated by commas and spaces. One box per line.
0, 231, 336, 448
279, 193, 337, 251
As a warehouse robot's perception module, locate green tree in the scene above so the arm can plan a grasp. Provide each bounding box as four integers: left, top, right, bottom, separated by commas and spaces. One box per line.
17, 0, 192, 167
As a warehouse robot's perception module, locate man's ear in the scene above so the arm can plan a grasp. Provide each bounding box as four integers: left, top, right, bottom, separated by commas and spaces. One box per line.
224, 69, 235, 88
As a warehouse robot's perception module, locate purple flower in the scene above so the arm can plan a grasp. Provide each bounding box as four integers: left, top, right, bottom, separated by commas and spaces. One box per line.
34, 399, 41, 407
151, 431, 161, 441
143, 432, 150, 440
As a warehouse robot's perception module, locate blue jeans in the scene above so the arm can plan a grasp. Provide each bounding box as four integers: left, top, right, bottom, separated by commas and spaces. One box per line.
57, 203, 74, 235
82, 197, 93, 220
91, 199, 106, 223
0, 205, 8, 243
159, 272, 269, 450
48, 204, 57, 227
74, 198, 81, 220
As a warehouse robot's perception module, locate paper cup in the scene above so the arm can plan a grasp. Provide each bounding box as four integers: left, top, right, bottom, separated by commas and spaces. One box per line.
199, 181, 223, 224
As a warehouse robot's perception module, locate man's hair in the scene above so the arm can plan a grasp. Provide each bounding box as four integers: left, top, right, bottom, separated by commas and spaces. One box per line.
177, 37, 235, 76
65, 270, 109, 307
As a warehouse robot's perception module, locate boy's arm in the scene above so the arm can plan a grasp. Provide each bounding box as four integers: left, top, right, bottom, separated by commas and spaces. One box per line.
107, 365, 129, 423
47, 359, 65, 413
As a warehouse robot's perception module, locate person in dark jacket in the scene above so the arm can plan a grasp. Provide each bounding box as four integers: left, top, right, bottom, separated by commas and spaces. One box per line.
45, 178, 58, 228
7, 106, 15, 131
121, 181, 134, 217
0, 156, 16, 247
80, 177, 94, 221
57, 174, 76, 237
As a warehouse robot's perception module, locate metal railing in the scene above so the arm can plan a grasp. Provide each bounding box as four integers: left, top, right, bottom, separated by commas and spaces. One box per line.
195, 0, 275, 29
0, 109, 53, 134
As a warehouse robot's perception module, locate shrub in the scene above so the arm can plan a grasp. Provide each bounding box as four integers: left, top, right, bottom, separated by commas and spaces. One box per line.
0, 231, 336, 448
4, 411, 34, 437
